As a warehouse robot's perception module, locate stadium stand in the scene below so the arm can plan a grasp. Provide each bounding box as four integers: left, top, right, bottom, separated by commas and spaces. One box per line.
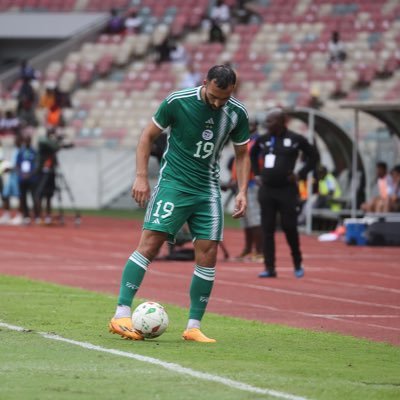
0, 0, 399, 149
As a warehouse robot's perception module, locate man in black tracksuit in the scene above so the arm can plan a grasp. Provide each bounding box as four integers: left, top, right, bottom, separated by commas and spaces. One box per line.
250, 108, 318, 278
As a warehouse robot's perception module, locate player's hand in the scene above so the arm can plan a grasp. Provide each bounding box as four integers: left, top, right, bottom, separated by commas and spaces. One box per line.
131, 176, 150, 208
232, 191, 247, 219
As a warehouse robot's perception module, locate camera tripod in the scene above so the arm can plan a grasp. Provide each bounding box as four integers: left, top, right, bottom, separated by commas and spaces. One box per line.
55, 170, 81, 226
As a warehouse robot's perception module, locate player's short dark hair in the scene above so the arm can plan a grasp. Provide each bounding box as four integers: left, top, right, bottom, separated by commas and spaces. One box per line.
207, 65, 236, 89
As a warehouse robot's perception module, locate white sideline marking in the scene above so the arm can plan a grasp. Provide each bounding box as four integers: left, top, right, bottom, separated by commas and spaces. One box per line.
0, 322, 310, 400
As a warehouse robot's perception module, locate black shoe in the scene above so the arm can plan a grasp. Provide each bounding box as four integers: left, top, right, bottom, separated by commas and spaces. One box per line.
258, 270, 277, 278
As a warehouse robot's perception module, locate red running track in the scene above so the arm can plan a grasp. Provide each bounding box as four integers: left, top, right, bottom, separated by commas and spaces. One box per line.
0, 215, 399, 346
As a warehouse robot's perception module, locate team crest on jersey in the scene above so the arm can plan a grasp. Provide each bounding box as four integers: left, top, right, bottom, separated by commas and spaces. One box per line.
202, 129, 213, 140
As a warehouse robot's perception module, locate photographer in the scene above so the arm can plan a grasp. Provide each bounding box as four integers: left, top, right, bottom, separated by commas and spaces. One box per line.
35, 128, 72, 224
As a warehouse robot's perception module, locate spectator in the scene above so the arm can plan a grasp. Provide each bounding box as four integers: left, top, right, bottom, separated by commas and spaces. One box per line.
0, 135, 23, 225
388, 165, 400, 212
0, 110, 20, 135
250, 107, 318, 278
35, 128, 63, 225
179, 63, 202, 89
361, 161, 392, 213
0, 139, 4, 206
39, 82, 57, 110
169, 40, 188, 66
155, 37, 172, 65
233, 0, 261, 24
232, 118, 263, 261
17, 77, 37, 127
210, 0, 231, 25
46, 102, 64, 129
16, 134, 39, 224
55, 85, 71, 109
307, 85, 324, 109
315, 165, 342, 211
209, 18, 226, 44
124, 8, 142, 34
327, 31, 347, 67
105, 8, 125, 35
20, 59, 40, 82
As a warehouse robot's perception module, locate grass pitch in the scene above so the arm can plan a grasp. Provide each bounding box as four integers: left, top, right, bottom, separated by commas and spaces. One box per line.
0, 275, 399, 400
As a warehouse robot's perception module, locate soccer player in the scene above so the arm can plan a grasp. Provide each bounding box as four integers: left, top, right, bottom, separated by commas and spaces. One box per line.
109, 64, 250, 343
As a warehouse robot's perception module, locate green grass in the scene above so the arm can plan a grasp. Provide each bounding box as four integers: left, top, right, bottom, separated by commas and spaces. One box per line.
77, 208, 147, 220
1, 275, 399, 400
70, 208, 241, 229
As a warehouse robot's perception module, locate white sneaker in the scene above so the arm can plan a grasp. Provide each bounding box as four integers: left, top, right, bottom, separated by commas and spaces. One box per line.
0, 213, 11, 225
11, 214, 23, 226
44, 216, 52, 225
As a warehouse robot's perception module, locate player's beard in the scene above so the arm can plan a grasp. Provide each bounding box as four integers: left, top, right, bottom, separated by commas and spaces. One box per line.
203, 87, 222, 110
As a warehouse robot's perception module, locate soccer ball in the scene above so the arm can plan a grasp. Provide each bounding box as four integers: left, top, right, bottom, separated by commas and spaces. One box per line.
132, 301, 169, 339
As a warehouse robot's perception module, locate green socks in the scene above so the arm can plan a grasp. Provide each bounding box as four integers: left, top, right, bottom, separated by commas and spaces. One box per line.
189, 265, 215, 321
117, 255, 215, 324
117, 251, 150, 306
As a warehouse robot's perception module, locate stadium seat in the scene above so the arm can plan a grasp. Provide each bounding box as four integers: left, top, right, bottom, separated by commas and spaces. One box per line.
3, 0, 399, 148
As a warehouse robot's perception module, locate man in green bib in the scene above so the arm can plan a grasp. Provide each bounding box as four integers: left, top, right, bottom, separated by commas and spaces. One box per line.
109, 64, 250, 342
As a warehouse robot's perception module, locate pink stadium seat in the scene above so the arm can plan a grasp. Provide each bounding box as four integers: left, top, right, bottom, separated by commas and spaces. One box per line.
78, 63, 95, 86
130, 80, 148, 92
103, 128, 127, 141
385, 56, 399, 74
5, 0, 400, 147
355, 63, 374, 87
97, 56, 113, 76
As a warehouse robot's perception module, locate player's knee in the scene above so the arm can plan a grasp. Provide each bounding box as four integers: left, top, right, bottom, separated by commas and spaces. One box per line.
137, 231, 167, 260
194, 240, 218, 265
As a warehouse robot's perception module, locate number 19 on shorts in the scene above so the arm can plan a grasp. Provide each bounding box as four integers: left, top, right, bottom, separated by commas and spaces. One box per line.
153, 200, 175, 219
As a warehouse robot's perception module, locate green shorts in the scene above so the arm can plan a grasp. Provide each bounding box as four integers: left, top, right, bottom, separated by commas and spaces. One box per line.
143, 185, 224, 243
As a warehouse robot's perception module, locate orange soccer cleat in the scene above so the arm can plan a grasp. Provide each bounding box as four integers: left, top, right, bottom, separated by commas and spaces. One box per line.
109, 317, 144, 340
182, 328, 216, 343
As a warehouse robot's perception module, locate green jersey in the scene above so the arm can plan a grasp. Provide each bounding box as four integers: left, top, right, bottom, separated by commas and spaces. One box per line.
153, 86, 250, 196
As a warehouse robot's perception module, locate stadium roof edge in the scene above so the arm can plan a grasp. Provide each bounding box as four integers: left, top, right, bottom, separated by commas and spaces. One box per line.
339, 100, 400, 138
0, 13, 108, 39
286, 106, 363, 176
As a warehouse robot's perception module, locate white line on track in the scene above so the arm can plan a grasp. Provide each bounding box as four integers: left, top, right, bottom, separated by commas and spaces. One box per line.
0, 321, 310, 400
219, 267, 400, 294
310, 314, 400, 319
150, 269, 400, 311
308, 316, 400, 332
211, 297, 400, 332
306, 278, 400, 295
217, 279, 400, 310
219, 264, 400, 280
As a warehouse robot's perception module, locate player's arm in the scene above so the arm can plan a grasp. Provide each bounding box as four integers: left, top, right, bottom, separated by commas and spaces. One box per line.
232, 143, 250, 219
132, 120, 163, 207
